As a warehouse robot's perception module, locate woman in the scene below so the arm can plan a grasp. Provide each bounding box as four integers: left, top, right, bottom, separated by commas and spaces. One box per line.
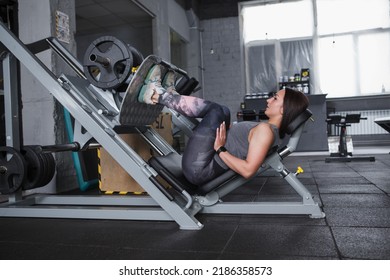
138, 65, 309, 185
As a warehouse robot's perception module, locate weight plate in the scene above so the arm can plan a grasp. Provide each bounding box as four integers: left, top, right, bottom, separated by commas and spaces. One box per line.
83, 36, 133, 89
21, 146, 45, 190
127, 45, 144, 67
37, 151, 49, 188
40, 152, 56, 186
0, 146, 27, 194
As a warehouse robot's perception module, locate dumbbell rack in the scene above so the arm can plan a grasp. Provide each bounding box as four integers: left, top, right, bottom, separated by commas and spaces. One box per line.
0, 21, 205, 230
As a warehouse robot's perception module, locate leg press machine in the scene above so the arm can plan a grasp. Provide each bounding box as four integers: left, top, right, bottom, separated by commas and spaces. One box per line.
0, 22, 324, 230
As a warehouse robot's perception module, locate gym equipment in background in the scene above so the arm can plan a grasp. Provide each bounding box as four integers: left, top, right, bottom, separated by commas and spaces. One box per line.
325, 113, 375, 162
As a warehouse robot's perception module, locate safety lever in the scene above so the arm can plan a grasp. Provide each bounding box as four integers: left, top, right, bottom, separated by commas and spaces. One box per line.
295, 166, 304, 176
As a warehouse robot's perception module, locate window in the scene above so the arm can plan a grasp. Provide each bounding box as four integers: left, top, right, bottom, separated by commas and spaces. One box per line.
318, 35, 356, 96
242, 0, 314, 94
358, 32, 390, 94
241, 0, 390, 97
316, 0, 390, 35
246, 43, 276, 93
242, 1, 313, 42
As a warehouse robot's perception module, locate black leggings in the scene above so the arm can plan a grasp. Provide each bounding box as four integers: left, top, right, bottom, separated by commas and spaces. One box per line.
158, 93, 230, 185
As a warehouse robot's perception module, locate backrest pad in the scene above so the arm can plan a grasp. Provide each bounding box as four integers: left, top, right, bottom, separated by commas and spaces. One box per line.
285, 109, 312, 135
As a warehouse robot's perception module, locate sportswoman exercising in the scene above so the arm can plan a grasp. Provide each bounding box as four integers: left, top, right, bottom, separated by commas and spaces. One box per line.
138, 65, 309, 185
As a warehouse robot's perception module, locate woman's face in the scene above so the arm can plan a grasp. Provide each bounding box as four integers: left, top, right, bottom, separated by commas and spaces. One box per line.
265, 89, 285, 118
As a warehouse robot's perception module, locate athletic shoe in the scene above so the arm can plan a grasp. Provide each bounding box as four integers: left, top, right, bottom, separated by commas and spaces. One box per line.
162, 70, 176, 93
138, 65, 164, 104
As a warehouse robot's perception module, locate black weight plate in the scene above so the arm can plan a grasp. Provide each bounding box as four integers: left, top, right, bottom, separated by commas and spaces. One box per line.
21, 146, 45, 190
0, 146, 27, 194
41, 153, 56, 186
127, 45, 144, 67
83, 36, 133, 89
29, 146, 48, 189
37, 151, 49, 188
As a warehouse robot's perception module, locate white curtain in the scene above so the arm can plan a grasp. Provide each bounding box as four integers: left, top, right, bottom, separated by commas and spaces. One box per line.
245, 39, 313, 94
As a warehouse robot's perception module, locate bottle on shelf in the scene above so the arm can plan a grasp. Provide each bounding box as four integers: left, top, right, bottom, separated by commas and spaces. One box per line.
278, 69, 310, 95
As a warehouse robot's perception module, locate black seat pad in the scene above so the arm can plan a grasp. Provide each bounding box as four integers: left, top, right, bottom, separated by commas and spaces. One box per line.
149, 153, 237, 195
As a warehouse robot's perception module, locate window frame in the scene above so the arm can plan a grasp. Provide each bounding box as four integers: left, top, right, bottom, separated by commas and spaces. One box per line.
239, 0, 390, 98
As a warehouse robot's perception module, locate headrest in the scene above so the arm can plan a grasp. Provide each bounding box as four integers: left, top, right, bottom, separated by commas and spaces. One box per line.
285, 109, 312, 135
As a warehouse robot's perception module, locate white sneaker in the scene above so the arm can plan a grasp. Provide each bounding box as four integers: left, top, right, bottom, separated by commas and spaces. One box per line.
138, 65, 164, 104
162, 70, 176, 93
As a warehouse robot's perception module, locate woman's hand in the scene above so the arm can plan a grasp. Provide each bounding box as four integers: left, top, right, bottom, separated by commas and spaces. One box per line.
214, 121, 226, 151
215, 122, 274, 179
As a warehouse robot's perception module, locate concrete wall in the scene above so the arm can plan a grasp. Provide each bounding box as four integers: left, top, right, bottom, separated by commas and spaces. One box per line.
200, 17, 244, 119
18, 0, 54, 146
18, 0, 78, 193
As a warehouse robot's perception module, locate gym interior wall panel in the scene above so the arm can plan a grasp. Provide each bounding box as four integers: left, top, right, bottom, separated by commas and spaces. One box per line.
200, 17, 243, 121
18, 0, 51, 44
0, 92, 4, 146
17, 0, 78, 192
184, 24, 202, 88
199, 0, 241, 20
18, 0, 55, 146
167, 0, 190, 42
326, 94, 390, 112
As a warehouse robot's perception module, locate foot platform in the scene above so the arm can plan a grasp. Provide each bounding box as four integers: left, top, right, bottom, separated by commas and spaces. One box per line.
119, 55, 167, 126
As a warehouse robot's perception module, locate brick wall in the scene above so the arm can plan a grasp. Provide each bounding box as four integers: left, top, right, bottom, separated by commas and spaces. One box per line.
201, 17, 244, 121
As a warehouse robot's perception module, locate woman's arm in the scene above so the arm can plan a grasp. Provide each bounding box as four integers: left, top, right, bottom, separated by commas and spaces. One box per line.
214, 122, 274, 179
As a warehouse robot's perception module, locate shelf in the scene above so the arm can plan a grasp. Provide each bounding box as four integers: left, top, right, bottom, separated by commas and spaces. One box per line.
279, 80, 309, 85
279, 80, 310, 95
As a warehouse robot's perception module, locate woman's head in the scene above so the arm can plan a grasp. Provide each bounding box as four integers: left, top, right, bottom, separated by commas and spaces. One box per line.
279, 87, 309, 138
